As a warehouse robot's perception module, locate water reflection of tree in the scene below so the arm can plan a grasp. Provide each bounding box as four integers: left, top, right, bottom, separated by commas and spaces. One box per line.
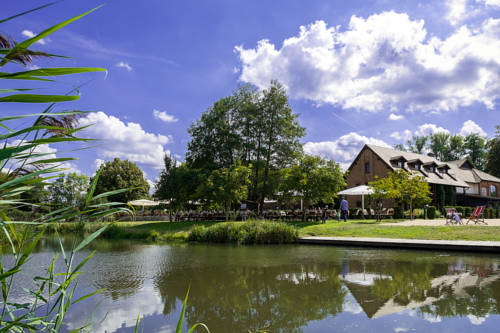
370, 261, 433, 306
154, 263, 346, 332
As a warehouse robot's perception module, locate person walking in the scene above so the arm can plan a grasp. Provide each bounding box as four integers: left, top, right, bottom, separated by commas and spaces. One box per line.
339, 197, 348, 222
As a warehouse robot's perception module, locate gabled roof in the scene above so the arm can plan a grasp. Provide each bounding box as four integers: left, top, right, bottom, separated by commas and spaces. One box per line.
473, 169, 500, 183
363, 145, 469, 187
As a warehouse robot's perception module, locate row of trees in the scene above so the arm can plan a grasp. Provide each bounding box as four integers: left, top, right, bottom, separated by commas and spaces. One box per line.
395, 128, 498, 173
155, 82, 346, 219
21, 158, 150, 215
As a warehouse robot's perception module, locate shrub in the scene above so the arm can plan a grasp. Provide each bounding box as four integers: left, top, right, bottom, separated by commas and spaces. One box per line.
465, 207, 473, 217
427, 206, 436, 220
187, 221, 298, 244
101, 224, 123, 239
393, 206, 403, 219
148, 230, 160, 242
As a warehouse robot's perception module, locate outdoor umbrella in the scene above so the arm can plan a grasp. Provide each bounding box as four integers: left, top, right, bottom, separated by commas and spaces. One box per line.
127, 199, 160, 206
338, 185, 374, 212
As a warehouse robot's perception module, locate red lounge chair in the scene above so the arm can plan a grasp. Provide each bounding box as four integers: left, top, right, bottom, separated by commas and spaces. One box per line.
466, 206, 487, 225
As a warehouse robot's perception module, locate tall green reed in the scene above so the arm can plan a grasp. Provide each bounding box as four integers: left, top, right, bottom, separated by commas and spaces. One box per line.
0, 3, 135, 331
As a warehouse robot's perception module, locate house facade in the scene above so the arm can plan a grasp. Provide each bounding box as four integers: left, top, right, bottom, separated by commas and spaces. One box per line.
346, 144, 500, 208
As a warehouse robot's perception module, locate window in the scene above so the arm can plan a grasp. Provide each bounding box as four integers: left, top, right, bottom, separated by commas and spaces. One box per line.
397, 161, 403, 168
429, 166, 434, 172
490, 185, 498, 197
439, 168, 445, 174
481, 187, 488, 196
365, 162, 370, 173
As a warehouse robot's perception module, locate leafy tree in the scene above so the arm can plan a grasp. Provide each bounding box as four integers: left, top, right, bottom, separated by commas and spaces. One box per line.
394, 143, 406, 151
486, 126, 500, 178
279, 155, 345, 220
370, 169, 431, 219
429, 133, 451, 161
448, 135, 465, 160
154, 155, 200, 219
407, 136, 428, 154
92, 158, 149, 203
186, 82, 305, 210
464, 133, 487, 170
48, 172, 89, 207
202, 160, 252, 221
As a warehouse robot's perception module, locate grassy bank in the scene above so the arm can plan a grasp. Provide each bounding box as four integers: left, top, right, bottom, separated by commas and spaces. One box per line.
39, 218, 500, 243
298, 220, 500, 241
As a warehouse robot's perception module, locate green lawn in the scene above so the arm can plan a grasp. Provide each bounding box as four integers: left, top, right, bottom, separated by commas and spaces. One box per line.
297, 219, 500, 241
45, 219, 500, 242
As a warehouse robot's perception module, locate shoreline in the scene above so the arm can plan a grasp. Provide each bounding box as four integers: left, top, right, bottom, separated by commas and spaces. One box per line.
299, 236, 500, 253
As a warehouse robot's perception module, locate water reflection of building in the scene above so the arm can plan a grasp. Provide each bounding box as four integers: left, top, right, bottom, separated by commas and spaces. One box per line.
340, 263, 500, 319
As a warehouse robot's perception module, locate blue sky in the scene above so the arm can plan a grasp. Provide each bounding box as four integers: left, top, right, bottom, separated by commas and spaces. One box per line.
2, 0, 500, 186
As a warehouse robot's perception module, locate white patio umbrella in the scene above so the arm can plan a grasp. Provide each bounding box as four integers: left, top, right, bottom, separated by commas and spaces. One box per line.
127, 199, 160, 207
338, 185, 374, 212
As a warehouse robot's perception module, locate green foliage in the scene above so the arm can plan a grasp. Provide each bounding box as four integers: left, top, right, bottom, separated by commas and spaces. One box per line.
437, 184, 445, 210
446, 185, 456, 206
0, 4, 134, 331
154, 156, 201, 214
279, 154, 345, 218
370, 169, 431, 219
187, 220, 299, 244
427, 206, 436, 219
186, 81, 305, 206
393, 206, 403, 219
92, 157, 149, 203
48, 172, 89, 208
406, 136, 428, 154
202, 159, 252, 221
486, 126, 500, 178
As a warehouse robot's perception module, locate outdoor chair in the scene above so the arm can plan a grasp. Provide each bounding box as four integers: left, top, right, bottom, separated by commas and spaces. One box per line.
387, 208, 394, 218
466, 206, 487, 225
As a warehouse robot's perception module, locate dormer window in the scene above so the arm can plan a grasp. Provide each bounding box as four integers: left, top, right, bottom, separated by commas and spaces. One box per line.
429, 166, 434, 172
398, 161, 403, 168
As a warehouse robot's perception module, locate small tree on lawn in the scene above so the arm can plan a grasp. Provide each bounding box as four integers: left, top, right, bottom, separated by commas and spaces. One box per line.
280, 155, 345, 221
203, 160, 252, 221
369, 169, 431, 220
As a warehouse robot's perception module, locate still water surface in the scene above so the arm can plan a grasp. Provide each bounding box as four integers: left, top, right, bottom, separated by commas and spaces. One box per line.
10, 238, 500, 332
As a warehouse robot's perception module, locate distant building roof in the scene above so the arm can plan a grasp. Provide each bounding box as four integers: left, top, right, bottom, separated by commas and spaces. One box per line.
356, 145, 489, 188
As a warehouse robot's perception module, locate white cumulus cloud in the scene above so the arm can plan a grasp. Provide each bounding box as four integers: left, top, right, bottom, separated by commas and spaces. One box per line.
7, 140, 79, 174
153, 109, 178, 123
390, 129, 412, 141
236, 12, 500, 113
21, 30, 47, 45
116, 61, 132, 72
304, 132, 391, 169
389, 113, 404, 120
446, 0, 469, 25
414, 123, 451, 137
79, 112, 171, 169
459, 120, 487, 136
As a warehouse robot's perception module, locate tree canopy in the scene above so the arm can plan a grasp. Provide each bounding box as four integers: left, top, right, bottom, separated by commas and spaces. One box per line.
186, 81, 305, 206
49, 172, 89, 207
395, 130, 490, 170
370, 169, 431, 219
92, 158, 149, 203
280, 155, 345, 218
486, 126, 500, 178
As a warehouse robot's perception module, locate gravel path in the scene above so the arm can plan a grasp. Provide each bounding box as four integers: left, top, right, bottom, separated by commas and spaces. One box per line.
381, 218, 500, 226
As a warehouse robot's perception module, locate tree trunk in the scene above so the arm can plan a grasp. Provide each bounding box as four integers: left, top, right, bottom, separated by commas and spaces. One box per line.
410, 199, 413, 220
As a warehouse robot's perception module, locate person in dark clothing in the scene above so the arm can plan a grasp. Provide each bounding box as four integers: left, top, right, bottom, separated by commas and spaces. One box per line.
321, 207, 327, 224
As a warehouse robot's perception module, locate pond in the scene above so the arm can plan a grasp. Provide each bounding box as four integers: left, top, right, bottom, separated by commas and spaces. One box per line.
7, 238, 500, 332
